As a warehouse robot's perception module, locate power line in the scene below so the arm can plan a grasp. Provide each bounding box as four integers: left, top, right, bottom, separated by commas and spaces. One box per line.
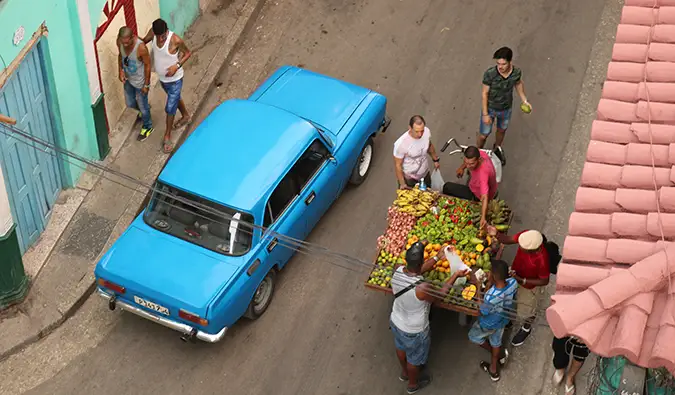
0, 122, 552, 326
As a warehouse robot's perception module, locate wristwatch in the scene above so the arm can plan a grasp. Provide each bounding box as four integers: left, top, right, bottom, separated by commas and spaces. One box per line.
177, 62, 182, 69
433, 158, 440, 163
432, 255, 439, 262
144, 84, 150, 89
523, 278, 527, 285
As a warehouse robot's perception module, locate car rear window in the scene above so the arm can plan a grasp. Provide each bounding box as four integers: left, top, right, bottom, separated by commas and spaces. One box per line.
143, 182, 254, 256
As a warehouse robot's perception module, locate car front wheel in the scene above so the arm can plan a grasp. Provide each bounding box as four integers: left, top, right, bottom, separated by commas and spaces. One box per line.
349, 138, 374, 186
244, 269, 277, 320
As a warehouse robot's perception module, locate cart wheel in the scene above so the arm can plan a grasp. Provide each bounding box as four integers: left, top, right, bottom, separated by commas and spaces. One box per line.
349, 138, 374, 186
245, 269, 277, 320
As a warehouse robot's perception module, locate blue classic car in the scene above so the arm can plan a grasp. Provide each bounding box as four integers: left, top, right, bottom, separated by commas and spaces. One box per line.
94, 66, 390, 342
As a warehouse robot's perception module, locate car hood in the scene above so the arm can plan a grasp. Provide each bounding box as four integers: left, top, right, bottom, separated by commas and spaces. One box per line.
95, 221, 244, 316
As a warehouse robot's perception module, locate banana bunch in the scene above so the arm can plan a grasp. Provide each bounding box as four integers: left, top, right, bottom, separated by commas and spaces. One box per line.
488, 199, 512, 231
394, 188, 437, 217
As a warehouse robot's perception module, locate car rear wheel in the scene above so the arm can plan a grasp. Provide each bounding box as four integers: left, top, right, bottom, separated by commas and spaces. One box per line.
349, 138, 374, 186
245, 269, 277, 320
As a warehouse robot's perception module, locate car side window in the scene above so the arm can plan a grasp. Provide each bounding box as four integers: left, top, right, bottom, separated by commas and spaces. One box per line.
263, 139, 330, 228
293, 139, 329, 189
265, 172, 299, 227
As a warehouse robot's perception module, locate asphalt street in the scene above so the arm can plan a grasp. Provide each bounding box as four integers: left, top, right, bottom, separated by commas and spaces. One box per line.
1, 0, 618, 394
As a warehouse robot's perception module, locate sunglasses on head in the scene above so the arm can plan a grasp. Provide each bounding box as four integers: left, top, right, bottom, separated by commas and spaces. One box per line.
123, 56, 129, 67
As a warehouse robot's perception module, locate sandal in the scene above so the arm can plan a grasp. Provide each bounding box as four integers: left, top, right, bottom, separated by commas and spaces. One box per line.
480, 361, 500, 382
565, 383, 575, 395
163, 140, 174, 154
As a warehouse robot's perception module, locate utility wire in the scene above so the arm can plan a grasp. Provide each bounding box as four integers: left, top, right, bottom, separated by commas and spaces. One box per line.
0, 122, 552, 325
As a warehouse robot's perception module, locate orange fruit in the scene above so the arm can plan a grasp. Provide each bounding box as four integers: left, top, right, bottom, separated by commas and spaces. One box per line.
442, 261, 449, 268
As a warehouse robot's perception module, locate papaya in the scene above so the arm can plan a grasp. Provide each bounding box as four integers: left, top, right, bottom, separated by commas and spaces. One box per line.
461, 285, 477, 300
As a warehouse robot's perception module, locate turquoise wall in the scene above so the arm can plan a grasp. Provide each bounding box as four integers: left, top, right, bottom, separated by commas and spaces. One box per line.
159, 0, 200, 36
0, 0, 100, 186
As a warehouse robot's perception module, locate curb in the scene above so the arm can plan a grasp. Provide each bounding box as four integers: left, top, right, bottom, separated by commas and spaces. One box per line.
0, 0, 266, 362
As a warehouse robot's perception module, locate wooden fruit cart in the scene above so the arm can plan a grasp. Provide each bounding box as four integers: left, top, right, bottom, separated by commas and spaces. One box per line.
364, 194, 513, 317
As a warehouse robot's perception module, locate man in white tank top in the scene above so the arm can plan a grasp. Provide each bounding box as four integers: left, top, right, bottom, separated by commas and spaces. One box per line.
142, 19, 192, 153
390, 242, 468, 393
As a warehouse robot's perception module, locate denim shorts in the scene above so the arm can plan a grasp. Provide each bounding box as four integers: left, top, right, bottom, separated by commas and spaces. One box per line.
468, 320, 505, 348
390, 320, 430, 366
479, 108, 512, 136
160, 79, 183, 115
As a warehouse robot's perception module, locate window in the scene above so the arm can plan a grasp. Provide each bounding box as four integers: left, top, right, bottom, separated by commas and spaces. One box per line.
143, 182, 254, 256
263, 139, 330, 228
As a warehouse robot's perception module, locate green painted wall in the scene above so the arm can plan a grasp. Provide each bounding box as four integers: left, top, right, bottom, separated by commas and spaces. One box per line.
89, 0, 108, 36
159, 0, 200, 36
0, 0, 100, 186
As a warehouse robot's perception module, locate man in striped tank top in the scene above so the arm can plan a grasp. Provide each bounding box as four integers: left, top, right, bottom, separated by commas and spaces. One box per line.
143, 19, 192, 153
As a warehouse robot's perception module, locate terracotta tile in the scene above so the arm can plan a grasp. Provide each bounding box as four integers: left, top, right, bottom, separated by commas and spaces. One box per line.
647, 292, 668, 327
563, 236, 611, 264
610, 212, 648, 237
602, 81, 639, 102
593, 316, 619, 355
630, 122, 675, 144
650, 42, 675, 62
624, 292, 656, 314
591, 120, 637, 143
660, 187, 675, 213
556, 263, 611, 289
587, 140, 628, 164
626, 0, 675, 6
581, 163, 622, 189
610, 305, 649, 362
598, 99, 638, 122
637, 82, 675, 103
546, 289, 606, 337
590, 270, 640, 309
646, 61, 675, 82
620, 6, 657, 25
607, 62, 646, 82
659, 7, 675, 24
569, 213, 612, 237
627, 142, 670, 166
571, 312, 612, 347
623, 165, 672, 188
651, 324, 675, 370
637, 100, 675, 122
607, 239, 662, 264
638, 327, 659, 367
629, 248, 675, 291
616, 188, 658, 212
575, 187, 622, 212
647, 212, 675, 238
616, 24, 651, 44
613, 43, 648, 63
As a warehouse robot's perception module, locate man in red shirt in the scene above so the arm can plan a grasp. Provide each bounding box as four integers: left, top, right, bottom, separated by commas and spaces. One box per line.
494, 229, 550, 346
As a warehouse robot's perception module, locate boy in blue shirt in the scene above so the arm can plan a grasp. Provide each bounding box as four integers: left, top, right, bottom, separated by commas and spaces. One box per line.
468, 259, 518, 381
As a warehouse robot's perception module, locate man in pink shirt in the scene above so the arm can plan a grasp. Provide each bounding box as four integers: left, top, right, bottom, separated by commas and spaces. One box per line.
445, 146, 497, 229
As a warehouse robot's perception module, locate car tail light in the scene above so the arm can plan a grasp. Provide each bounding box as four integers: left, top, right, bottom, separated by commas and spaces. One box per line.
97, 278, 126, 294
179, 309, 208, 326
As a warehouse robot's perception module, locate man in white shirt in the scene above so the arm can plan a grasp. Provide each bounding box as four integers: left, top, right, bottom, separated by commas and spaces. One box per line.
393, 115, 441, 189
390, 242, 468, 393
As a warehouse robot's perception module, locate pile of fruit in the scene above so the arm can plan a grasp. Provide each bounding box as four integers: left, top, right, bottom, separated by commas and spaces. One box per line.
392, 188, 438, 217
368, 188, 513, 311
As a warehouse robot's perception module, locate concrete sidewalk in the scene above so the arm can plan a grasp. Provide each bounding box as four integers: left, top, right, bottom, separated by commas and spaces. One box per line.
0, 0, 265, 361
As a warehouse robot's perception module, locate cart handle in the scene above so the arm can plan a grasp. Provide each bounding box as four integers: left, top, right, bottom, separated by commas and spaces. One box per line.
440, 138, 494, 157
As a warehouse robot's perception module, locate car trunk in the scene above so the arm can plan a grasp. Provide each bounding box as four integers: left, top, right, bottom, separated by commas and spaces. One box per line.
95, 222, 243, 321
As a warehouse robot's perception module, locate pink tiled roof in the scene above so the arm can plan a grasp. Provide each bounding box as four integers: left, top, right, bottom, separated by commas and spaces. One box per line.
545, 0, 675, 374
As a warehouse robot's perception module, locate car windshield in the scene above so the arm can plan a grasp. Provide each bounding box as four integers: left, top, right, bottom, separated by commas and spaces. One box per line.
143, 182, 254, 256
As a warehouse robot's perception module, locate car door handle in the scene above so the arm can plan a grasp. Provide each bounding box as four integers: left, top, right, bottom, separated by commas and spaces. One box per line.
305, 191, 316, 205
267, 238, 278, 252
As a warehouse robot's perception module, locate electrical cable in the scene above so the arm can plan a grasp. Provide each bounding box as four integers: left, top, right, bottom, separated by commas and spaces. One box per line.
0, 121, 551, 325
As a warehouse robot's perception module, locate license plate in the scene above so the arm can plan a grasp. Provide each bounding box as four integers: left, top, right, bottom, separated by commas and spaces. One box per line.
134, 296, 170, 315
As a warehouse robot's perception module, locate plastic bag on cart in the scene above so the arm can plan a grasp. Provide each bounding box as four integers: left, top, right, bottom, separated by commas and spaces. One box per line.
430, 169, 445, 192
444, 246, 470, 274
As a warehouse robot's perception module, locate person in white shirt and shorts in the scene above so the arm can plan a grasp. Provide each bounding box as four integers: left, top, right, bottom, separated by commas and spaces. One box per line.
393, 115, 441, 189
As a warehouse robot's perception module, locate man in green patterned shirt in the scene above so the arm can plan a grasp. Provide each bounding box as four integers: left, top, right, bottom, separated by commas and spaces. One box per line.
479, 47, 530, 166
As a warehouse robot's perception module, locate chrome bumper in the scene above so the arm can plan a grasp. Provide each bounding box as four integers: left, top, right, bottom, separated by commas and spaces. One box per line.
97, 288, 227, 343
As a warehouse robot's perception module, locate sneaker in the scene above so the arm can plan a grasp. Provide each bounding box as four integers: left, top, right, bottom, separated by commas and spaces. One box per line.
511, 326, 532, 347
406, 374, 432, 394
494, 146, 506, 166
137, 127, 154, 142
499, 349, 509, 366
480, 361, 500, 382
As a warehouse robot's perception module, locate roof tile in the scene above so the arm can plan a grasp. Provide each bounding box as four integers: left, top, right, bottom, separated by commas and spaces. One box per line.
547, 3, 675, 373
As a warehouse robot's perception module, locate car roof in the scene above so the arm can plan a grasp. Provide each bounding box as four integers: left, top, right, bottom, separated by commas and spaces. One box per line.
158, 99, 316, 213
253, 67, 370, 135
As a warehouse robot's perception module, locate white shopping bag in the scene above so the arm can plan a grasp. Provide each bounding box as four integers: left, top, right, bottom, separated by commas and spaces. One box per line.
444, 246, 470, 273
430, 169, 445, 192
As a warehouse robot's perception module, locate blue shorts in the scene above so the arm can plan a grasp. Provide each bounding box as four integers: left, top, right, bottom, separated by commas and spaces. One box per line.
160, 79, 183, 115
468, 320, 504, 348
479, 108, 512, 136
390, 320, 430, 366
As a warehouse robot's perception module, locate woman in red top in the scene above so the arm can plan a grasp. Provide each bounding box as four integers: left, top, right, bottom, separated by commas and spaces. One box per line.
492, 228, 550, 347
